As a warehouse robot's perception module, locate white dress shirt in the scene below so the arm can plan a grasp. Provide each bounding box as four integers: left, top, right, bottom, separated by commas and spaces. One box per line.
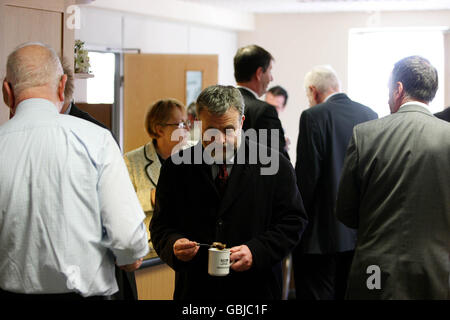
399, 101, 431, 112
237, 85, 259, 99
0, 99, 149, 297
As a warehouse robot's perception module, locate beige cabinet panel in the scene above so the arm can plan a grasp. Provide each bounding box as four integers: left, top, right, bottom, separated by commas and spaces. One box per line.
0, 0, 74, 125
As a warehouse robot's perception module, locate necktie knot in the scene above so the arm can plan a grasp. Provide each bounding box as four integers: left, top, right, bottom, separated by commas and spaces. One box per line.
218, 164, 228, 181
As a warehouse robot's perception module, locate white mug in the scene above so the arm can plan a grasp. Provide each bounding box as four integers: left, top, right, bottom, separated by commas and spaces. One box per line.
208, 248, 231, 276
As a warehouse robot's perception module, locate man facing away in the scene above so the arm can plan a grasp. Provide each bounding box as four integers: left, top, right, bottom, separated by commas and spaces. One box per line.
60, 57, 109, 130
336, 56, 450, 299
0, 42, 148, 299
234, 45, 290, 160
434, 106, 450, 122
293, 65, 378, 300
150, 85, 307, 300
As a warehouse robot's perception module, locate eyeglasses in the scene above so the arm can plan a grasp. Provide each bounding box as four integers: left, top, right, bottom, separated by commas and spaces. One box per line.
161, 120, 191, 129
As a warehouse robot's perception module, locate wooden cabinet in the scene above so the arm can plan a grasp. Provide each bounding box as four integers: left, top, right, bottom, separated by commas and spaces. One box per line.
123, 53, 218, 153
0, 0, 75, 125
135, 263, 175, 300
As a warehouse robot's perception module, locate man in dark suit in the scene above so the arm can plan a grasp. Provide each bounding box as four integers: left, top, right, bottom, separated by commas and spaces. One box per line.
434, 106, 450, 122
234, 45, 290, 159
336, 56, 450, 299
293, 65, 378, 300
150, 85, 307, 300
60, 59, 108, 129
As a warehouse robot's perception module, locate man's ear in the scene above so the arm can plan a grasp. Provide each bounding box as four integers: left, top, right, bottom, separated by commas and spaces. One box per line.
3, 79, 15, 110
255, 66, 264, 82
309, 86, 320, 104
392, 81, 405, 113
240, 115, 245, 127
396, 81, 404, 98
57, 74, 67, 102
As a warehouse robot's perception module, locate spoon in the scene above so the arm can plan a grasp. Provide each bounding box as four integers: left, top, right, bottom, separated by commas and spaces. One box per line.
195, 242, 227, 250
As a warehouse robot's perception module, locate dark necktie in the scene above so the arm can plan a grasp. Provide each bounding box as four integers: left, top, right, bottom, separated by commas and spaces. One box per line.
215, 164, 229, 195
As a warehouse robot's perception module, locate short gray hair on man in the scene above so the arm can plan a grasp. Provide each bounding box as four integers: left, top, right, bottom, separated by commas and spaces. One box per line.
6, 42, 63, 96
304, 65, 341, 93
196, 85, 245, 117
61, 56, 74, 101
391, 55, 438, 103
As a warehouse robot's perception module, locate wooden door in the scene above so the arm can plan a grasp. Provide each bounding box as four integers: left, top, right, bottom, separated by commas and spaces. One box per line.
0, 0, 75, 125
123, 53, 218, 153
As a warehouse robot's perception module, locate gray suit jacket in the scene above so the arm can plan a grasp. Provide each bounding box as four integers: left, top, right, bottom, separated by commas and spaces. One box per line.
336, 103, 450, 299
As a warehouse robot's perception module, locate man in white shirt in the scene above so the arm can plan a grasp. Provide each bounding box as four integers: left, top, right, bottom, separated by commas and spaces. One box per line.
0, 42, 148, 299
336, 55, 450, 299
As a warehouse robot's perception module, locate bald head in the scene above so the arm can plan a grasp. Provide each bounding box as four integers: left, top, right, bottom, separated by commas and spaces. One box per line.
3, 42, 66, 113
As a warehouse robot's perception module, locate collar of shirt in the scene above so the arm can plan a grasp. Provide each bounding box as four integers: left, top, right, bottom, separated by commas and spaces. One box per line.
323, 92, 342, 103
211, 156, 234, 180
399, 101, 430, 112
15, 98, 59, 116
237, 85, 259, 99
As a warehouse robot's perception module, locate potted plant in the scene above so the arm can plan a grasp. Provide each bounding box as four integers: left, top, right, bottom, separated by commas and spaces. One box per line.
74, 40, 91, 74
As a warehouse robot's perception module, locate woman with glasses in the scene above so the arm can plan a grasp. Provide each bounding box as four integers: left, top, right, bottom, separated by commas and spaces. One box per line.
124, 98, 191, 249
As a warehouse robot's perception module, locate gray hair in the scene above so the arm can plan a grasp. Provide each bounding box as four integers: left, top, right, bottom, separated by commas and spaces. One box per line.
61, 56, 74, 101
304, 65, 341, 93
6, 42, 63, 96
196, 85, 245, 117
391, 56, 438, 103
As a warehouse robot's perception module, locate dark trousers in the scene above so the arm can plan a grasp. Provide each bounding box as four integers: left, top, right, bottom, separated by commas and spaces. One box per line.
112, 266, 138, 300
292, 250, 354, 300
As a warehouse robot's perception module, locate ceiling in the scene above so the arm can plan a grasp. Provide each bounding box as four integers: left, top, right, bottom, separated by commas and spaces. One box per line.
179, 0, 450, 13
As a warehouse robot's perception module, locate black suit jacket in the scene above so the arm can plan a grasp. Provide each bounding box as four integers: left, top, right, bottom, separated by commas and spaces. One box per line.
68, 102, 120, 146
68, 102, 108, 129
434, 107, 450, 122
295, 93, 377, 254
150, 139, 307, 300
239, 87, 290, 159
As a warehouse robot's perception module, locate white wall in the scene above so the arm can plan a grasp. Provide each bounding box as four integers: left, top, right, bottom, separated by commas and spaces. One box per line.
74, 6, 238, 101
238, 10, 450, 162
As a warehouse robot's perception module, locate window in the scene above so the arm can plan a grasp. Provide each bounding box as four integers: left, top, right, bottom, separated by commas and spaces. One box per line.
348, 27, 446, 117
86, 51, 115, 104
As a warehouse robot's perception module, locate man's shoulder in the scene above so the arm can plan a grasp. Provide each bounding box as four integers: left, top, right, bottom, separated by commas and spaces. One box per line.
69, 104, 108, 129
58, 112, 113, 147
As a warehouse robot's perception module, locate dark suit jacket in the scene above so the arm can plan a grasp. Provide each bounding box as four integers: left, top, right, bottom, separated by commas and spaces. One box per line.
239, 87, 290, 160
295, 93, 377, 254
434, 107, 450, 122
68, 102, 121, 147
69, 102, 108, 129
336, 104, 450, 299
150, 139, 307, 300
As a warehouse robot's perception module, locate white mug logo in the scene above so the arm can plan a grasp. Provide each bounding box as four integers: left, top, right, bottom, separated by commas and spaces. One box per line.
66, 5, 81, 30
366, 265, 381, 290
